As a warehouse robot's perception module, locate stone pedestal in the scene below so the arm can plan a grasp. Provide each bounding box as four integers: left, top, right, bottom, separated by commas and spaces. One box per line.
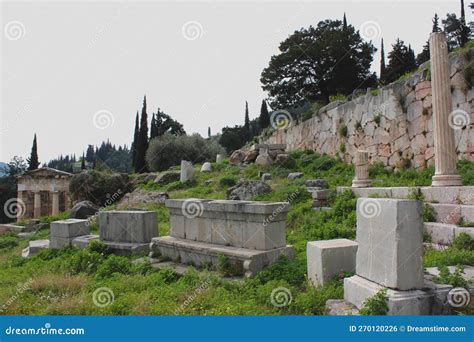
51, 191, 59, 216
216, 154, 224, 163
33, 191, 41, 218
180, 160, 195, 182
50, 219, 90, 249
429, 32, 462, 187
343, 198, 428, 315
151, 199, 294, 276
352, 151, 372, 188
99, 210, 158, 243
307, 239, 358, 286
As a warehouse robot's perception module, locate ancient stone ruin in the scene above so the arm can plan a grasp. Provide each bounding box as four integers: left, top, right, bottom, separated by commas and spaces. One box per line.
17, 167, 72, 219
150, 199, 294, 277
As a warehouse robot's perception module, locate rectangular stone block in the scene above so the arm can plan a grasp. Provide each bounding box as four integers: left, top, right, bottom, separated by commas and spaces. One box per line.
344, 275, 432, 315
99, 210, 158, 243
307, 239, 358, 286
356, 198, 424, 290
50, 219, 89, 238
165, 199, 288, 250
50, 236, 73, 249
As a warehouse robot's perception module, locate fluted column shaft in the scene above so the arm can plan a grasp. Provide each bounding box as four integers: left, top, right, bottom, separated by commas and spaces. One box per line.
429, 32, 462, 186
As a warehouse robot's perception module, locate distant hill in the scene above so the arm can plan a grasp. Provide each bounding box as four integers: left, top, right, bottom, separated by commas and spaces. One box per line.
0, 162, 7, 176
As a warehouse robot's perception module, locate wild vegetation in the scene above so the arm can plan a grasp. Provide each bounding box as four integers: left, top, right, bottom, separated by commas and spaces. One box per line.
1, 152, 473, 315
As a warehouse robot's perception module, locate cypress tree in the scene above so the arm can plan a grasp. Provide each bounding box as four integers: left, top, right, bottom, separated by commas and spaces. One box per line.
81, 153, 86, 170
343, 13, 347, 30
208, 127, 211, 138
380, 38, 386, 83
432, 13, 441, 32
244, 101, 250, 139
131, 111, 139, 168
150, 113, 158, 140
259, 100, 270, 129
27, 134, 40, 171
135, 96, 149, 173
459, 0, 470, 47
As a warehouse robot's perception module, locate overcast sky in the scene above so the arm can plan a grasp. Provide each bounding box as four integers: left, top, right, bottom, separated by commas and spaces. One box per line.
1, 0, 466, 163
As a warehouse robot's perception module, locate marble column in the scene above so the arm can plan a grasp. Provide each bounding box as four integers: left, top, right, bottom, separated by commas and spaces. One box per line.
33, 191, 41, 218
429, 32, 462, 187
17, 191, 25, 221
352, 150, 372, 188
52, 191, 59, 216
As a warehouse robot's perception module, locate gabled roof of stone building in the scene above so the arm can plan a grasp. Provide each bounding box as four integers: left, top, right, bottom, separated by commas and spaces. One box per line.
17, 167, 73, 179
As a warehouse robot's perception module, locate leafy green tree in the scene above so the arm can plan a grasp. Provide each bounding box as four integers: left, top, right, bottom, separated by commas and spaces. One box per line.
382, 39, 417, 83
219, 126, 246, 153
443, 12, 470, 50
154, 109, 185, 136
27, 134, 40, 171
261, 18, 376, 107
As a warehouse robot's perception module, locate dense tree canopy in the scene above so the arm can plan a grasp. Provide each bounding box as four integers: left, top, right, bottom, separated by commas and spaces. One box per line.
261, 18, 376, 108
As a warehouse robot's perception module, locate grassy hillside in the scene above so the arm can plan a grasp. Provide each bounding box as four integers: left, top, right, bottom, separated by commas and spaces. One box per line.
0, 151, 473, 315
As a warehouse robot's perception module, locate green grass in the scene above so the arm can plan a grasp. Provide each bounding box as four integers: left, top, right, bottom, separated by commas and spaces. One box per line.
1, 153, 474, 315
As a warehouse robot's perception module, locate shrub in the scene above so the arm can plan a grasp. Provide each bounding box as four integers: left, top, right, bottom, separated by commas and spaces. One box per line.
95, 255, 132, 278
354, 121, 362, 131
69, 170, 129, 206
359, 289, 388, 315
147, 133, 225, 171
373, 114, 381, 125
432, 265, 469, 288
0, 234, 19, 249
68, 250, 104, 275
219, 176, 237, 188
453, 233, 474, 251
338, 124, 348, 137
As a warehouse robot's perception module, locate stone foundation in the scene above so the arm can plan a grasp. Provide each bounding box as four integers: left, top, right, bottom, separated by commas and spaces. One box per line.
150, 199, 294, 276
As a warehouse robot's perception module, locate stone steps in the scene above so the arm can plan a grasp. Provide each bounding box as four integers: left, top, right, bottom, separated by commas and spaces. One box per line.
427, 203, 474, 224
150, 236, 294, 277
424, 222, 474, 245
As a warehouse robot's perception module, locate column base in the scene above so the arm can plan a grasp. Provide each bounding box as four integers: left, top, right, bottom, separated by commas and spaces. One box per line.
431, 174, 462, 187
351, 179, 372, 188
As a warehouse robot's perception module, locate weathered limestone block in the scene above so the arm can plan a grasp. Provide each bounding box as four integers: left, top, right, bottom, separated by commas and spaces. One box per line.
50, 219, 90, 249
216, 154, 225, 163
99, 210, 158, 243
287, 172, 303, 180
356, 198, 424, 290
201, 162, 212, 173
22, 239, 50, 258
307, 239, 358, 286
180, 160, 195, 182
165, 199, 288, 250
